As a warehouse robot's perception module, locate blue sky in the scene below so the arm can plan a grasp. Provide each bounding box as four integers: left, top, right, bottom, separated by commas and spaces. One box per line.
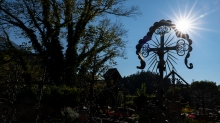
114, 0, 220, 84
9, 0, 220, 85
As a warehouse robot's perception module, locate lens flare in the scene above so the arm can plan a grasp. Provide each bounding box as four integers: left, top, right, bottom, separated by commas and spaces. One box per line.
176, 19, 191, 33
164, 0, 202, 36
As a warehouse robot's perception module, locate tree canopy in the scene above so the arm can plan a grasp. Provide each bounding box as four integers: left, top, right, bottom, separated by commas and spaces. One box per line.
190, 80, 218, 96
190, 80, 219, 109
0, 0, 140, 85
122, 70, 161, 95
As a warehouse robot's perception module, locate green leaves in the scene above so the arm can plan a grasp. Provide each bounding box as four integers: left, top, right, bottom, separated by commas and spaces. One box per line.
136, 83, 147, 97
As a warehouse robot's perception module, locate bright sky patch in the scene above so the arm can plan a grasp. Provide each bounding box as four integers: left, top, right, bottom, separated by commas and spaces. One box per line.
176, 19, 191, 33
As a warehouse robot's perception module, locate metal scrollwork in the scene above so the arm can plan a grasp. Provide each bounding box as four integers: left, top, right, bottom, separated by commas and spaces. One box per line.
136, 19, 193, 70
183, 38, 193, 69
176, 39, 189, 56
141, 43, 150, 58
155, 25, 171, 35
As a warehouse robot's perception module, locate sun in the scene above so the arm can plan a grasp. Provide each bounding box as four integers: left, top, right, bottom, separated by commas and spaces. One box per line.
176, 19, 192, 33
164, 0, 203, 36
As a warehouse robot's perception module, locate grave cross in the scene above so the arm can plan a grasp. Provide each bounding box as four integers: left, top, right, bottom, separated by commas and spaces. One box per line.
135, 20, 193, 115
136, 19, 193, 80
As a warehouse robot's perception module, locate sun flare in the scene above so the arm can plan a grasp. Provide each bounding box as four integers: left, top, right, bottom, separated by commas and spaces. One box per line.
176, 19, 191, 33
164, 0, 204, 36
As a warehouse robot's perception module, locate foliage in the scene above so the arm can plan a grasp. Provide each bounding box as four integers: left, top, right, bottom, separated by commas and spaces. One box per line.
42, 85, 81, 106
122, 70, 159, 95
0, 0, 140, 85
133, 83, 151, 110
124, 95, 136, 109
181, 107, 193, 113
190, 80, 218, 108
61, 107, 80, 122
191, 80, 218, 94
184, 117, 199, 123
136, 83, 147, 97
166, 85, 190, 103
215, 85, 220, 106
184, 117, 213, 123
137, 113, 151, 123
14, 84, 81, 108
121, 71, 167, 110
0, 35, 46, 86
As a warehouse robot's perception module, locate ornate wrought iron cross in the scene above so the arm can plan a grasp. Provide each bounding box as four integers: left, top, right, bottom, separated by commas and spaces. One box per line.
136, 19, 193, 79
136, 20, 194, 115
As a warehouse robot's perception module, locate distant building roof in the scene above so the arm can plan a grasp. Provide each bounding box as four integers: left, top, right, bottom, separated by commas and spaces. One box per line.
103, 68, 122, 81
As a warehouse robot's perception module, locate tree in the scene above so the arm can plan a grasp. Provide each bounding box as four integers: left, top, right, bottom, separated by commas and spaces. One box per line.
0, 34, 45, 84
217, 85, 220, 106
0, 0, 140, 85
122, 71, 160, 94
136, 83, 147, 96
190, 80, 218, 110
191, 80, 218, 97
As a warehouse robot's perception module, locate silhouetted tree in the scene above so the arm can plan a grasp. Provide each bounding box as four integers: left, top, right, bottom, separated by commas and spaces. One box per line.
190, 80, 218, 109
217, 85, 220, 106
122, 71, 161, 95
133, 83, 147, 109
1, 34, 50, 83
0, 0, 140, 85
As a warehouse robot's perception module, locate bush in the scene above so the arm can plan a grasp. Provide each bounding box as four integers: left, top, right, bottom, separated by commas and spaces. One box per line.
42, 85, 81, 107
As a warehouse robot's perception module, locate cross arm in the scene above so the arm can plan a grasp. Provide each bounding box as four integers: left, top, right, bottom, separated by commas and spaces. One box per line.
149, 46, 176, 52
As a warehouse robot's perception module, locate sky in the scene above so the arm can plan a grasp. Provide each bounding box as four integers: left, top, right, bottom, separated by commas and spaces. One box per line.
113, 0, 220, 84
8, 0, 220, 85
